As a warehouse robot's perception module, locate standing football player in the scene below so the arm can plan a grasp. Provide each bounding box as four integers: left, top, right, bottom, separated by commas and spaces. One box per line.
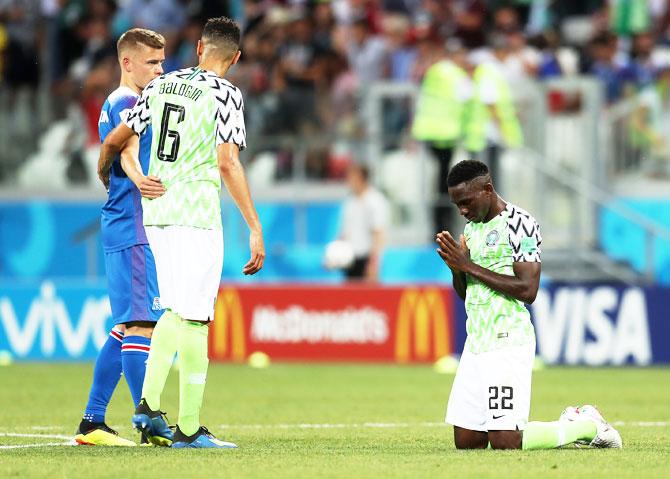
99, 16, 264, 449
437, 160, 622, 450
77, 28, 170, 447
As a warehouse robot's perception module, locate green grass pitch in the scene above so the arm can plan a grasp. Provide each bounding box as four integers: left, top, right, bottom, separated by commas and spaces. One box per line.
1, 363, 668, 478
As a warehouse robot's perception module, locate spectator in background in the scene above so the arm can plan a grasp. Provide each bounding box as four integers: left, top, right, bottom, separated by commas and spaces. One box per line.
0, 0, 41, 94
280, 15, 318, 89
339, 164, 390, 282
346, 17, 388, 86
587, 31, 627, 103
492, 3, 522, 32
470, 6, 540, 83
412, 40, 472, 234
620, 31, 658, 91
451, 0, 487, 49
277, 13, 321, 133
70, 15, 117, 146
0, 0, 41, 178
379, 12, 415, 150
418, 0, 450, 40
119, 0, 186, 35
312, 0, 336, 51
530, 31, 564, 79
505, 28, 542, 79
169, 17, 203, 71
407, 16, 442, 81
383, 13, 416, 82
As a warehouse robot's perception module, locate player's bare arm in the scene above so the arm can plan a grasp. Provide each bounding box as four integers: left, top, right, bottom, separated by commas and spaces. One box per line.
365, 229, 384, 282
97, 123, 137, 188
217, 142, 265, 275
438, 231, 540, 303
437, 231, 468, 300
118, 134, 166, 200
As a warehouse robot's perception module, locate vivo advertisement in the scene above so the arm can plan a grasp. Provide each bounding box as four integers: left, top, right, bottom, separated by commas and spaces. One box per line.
0, 282, 668, 365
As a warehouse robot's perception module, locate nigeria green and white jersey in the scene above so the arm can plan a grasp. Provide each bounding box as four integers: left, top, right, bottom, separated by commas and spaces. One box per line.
463, 203, 541, 354
124, 67, 246, 230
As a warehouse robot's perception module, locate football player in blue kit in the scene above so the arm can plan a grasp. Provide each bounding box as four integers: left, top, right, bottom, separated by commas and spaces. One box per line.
75, 28, 171, 447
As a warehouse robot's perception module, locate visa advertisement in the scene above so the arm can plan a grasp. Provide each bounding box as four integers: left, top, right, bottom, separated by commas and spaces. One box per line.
0, 282, 667, 364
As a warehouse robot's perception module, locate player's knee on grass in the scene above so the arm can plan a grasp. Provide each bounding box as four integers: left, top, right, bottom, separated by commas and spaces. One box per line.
125, 321, 155, 338
453, 427, 488, 449
488, 430, 522, 450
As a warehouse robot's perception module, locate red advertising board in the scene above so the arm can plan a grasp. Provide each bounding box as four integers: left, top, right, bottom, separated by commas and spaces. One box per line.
209, 286, 454, 363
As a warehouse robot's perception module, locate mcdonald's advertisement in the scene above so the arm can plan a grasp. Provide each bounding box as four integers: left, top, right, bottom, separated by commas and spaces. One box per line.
210, 286, 454, 363
1, 281, 669, 364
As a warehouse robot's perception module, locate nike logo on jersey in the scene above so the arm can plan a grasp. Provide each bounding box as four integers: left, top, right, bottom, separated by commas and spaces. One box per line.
492, 414, 506, 420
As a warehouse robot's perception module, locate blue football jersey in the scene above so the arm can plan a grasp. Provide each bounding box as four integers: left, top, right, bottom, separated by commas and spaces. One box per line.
99, 86, 153, 252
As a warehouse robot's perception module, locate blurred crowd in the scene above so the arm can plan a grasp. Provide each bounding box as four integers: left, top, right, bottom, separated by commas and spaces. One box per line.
4, 0, 670, 183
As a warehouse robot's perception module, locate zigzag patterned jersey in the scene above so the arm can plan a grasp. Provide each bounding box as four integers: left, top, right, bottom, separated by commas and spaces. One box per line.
462, 203, 542, 354
124, 67, 246, 230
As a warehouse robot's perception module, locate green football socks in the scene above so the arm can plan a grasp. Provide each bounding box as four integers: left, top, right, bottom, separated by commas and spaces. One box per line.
177, 319, 210, 436
522, 420, 597, 450
142, 310, 180, 411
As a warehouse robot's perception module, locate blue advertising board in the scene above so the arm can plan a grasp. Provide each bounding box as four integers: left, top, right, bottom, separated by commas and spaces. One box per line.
530, 285, 667, 366
0, 280, 111, 360
449, 284, 668, 366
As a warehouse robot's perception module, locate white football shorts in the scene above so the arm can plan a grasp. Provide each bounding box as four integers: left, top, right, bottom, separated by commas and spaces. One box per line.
446, 342, 535, 432
145, 225, 223, 322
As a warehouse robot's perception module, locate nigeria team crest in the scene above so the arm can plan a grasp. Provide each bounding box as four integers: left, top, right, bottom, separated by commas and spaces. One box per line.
486, 230, 499, 246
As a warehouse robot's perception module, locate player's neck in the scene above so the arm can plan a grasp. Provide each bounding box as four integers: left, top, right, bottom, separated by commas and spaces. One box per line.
482, 196, 506, 223
119, 75, 141, 95
199, 59, 232, 78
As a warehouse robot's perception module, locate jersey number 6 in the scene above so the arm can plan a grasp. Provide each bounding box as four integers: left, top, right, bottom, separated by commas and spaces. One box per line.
157, 102, 185, 162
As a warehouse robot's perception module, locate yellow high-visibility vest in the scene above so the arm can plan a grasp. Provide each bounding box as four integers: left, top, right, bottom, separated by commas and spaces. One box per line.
464, 63, 523, 152
411, 60, 468, 145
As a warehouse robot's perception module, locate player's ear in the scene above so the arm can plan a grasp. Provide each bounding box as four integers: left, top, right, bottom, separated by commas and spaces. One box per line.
231, 50, 241, 65
196, 39, 204, 57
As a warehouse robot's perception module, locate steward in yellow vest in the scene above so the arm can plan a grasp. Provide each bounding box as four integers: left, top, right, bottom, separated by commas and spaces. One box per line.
412, 50, 472, 234
464, 62, 523, 153
412, 59, 469, 147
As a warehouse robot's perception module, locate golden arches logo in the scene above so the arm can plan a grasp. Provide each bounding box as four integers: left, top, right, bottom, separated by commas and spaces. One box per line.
395, 288, 450, 362
211, 289, 246, 361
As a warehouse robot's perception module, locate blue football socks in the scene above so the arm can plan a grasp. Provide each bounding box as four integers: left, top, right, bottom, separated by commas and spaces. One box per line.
83, 328, 124, 423
121, 335, 152, 407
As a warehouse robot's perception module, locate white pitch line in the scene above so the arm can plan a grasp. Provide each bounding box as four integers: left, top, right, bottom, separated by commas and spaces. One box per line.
0, 442, 73, 450
612, 421, 670, 427
0, 433, 75, 451
0, 433, 72, 440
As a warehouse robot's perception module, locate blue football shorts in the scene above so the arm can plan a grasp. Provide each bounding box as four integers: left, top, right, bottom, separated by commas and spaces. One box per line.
104, 244, 164, 325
